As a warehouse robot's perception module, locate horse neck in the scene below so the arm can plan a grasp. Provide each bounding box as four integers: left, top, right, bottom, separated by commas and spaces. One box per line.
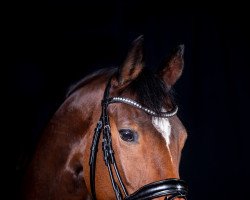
23, 74, 110, 200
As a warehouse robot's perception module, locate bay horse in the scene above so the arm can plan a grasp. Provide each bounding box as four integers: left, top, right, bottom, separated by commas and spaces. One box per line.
22, 36, 188, 200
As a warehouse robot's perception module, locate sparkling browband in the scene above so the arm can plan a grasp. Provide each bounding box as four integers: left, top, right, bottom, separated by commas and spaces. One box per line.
108, 97, 178, 118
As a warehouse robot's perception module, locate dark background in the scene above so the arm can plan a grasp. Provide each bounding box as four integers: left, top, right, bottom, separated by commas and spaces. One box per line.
10, 1, 250, 200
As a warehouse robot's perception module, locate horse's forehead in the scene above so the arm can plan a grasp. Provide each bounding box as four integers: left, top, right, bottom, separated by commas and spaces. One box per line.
111, 105, 148, 127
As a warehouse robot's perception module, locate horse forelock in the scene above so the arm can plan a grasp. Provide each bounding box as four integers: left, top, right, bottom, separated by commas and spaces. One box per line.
125, 68, 175, 115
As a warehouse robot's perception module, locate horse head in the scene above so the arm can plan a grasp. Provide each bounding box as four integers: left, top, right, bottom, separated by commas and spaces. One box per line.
23, 36, 187, 200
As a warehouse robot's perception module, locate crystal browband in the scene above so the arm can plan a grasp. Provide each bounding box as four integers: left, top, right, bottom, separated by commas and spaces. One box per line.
107, 97, 178, 118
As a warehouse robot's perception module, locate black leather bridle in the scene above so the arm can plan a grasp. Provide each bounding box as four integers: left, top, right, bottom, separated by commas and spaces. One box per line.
89, 80, 188, 200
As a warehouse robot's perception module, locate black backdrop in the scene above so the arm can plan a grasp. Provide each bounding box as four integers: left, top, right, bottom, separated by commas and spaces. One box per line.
11, 1, 250, 200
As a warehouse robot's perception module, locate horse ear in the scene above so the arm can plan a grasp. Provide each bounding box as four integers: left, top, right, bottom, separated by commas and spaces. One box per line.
158, 45, 184, 87
117, 35, 144, 85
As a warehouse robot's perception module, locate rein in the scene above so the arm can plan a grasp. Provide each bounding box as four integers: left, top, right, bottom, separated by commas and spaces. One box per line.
89, 80, 188, 200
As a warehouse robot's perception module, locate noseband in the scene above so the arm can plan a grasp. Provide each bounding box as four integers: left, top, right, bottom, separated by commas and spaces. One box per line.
89, 80, 188, 200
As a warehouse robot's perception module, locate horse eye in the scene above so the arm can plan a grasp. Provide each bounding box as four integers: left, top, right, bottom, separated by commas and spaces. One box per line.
119, 129, 135, 142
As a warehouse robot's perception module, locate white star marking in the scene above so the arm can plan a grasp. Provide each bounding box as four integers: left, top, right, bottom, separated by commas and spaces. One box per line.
152, 110, 173, 163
